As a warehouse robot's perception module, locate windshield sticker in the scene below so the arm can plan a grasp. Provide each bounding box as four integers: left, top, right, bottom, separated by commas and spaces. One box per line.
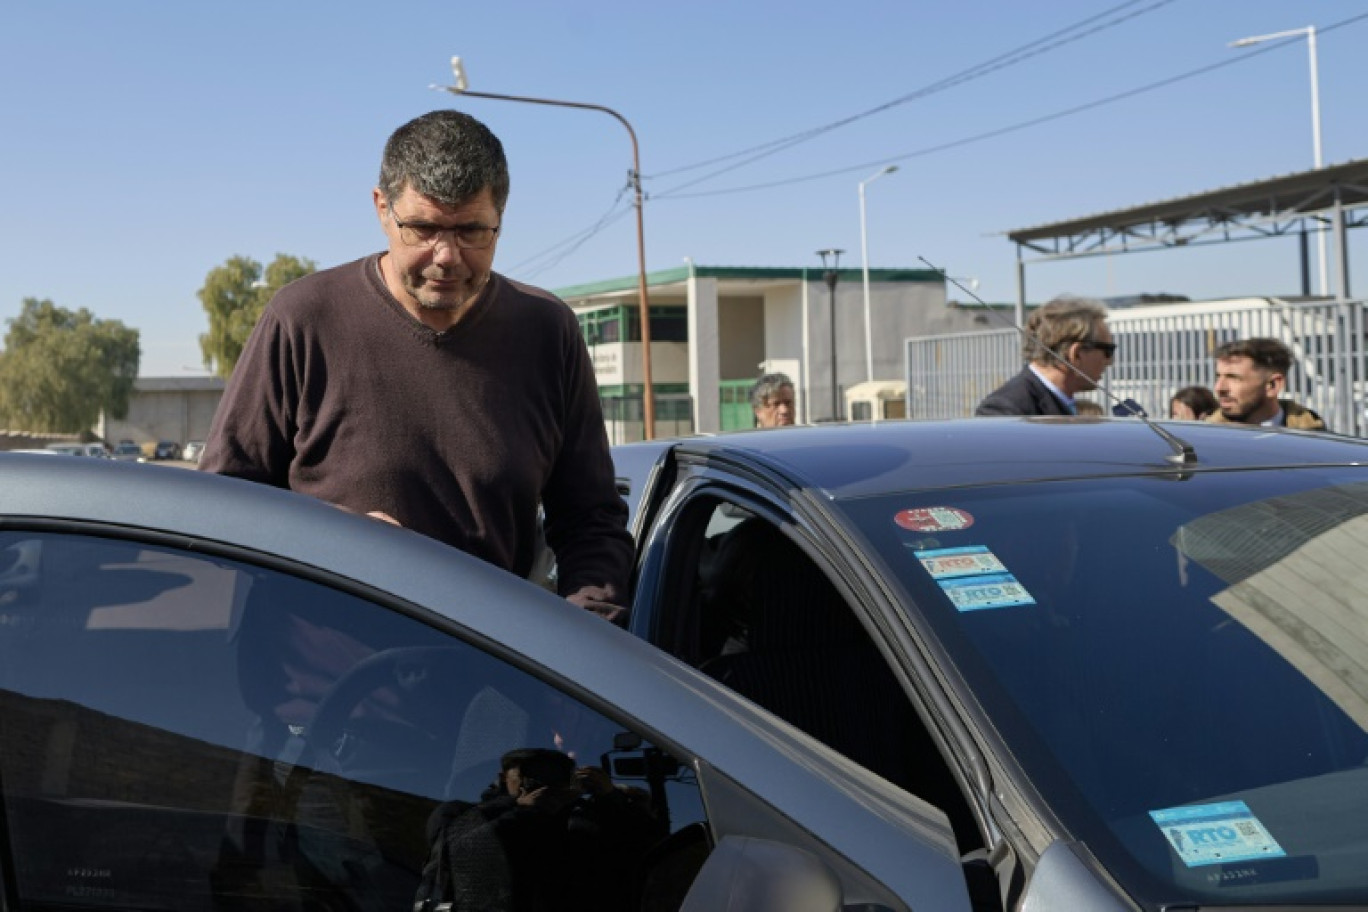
915, 545, 1008, 580
937, 573, 1035, 611
895, 507, 974, 533
1150, 801, 1287, 868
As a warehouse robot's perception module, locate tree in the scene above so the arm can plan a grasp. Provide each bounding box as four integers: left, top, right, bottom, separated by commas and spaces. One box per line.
0, 299, 140, 433
197, 254, 315, 378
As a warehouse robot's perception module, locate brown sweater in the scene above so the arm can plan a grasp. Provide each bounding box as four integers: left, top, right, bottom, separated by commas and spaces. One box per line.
201, 254, 632, 598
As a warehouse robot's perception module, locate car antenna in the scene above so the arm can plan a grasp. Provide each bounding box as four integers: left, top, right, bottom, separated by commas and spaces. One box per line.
918, 258, 1197, 467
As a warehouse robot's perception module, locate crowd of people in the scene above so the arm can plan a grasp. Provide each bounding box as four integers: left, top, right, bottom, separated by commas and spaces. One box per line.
971, 294, 1326, 431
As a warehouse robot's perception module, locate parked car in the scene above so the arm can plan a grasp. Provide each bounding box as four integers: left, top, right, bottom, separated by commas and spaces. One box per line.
110, 442, 144, 462
182, 439, 205, 462
44, 442, 109, 458
154, 440, 180, 460
613, 417, 1368, 910
0, 454, 979, 912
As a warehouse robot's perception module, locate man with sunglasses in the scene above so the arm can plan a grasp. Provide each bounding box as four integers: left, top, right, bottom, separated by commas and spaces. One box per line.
202, 110, 632, 619
975, 295, 1115, 417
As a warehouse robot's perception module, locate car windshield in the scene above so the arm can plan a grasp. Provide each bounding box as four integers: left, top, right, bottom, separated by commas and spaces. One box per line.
841, 466, 1368, 908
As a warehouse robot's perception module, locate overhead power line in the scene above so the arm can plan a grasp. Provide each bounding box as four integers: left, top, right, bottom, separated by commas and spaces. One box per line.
645, 0, 1180, 193
509, 186, 633, 281
505, 0, 1180, 274
654, 9, 1368, 202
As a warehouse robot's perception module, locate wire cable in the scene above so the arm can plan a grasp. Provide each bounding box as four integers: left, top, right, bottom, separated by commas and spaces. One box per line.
645, 0, 1180, 189
655, 10, 1368, 201
509, 186, 633, 280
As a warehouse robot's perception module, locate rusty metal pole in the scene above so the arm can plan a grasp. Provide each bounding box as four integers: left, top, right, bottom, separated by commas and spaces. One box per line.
438, 63, 656, 439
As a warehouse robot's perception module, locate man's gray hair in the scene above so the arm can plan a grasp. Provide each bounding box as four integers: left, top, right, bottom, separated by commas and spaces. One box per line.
1022, 295, 1109, 365
749, 372, 793, 411
378, 110, 510, 212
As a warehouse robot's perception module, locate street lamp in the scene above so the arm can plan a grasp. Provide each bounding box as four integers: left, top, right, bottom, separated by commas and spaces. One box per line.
1230, 25, 1326, 296
858, 165, 898, 383
436, 57, 657, 439
817, 248, 845, 421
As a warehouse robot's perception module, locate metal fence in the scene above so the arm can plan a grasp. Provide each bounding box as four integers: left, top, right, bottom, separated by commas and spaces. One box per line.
906, 298, 1368, 437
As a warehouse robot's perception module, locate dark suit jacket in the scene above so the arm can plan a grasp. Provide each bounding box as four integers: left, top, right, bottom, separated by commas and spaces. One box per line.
975, 367, 1072, 417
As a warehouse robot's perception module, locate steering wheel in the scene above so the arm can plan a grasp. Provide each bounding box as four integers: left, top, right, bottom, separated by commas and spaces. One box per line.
295, 645, 470, 795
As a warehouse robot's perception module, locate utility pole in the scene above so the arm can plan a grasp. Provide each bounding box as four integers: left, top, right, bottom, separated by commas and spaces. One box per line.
817, 248, 845, 421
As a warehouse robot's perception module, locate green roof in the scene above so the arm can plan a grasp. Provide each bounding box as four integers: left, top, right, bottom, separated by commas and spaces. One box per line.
555, 265, 943, 299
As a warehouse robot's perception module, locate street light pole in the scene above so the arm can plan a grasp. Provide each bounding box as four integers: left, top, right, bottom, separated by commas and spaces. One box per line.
817, 248, 845, 421
858, 165, 898, 383
1230, 26, 1327, 296
436, 56, 656, 439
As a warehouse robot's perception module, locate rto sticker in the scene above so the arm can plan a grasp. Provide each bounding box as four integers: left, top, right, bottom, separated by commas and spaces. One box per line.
895, 507, 974, 533
937, 573, 1035, 611
915, 545, 1007, 580
1150, 801, 1287, 868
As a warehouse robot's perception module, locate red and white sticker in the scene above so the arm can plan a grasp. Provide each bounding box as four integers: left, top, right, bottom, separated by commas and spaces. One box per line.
894, 507, 974, 533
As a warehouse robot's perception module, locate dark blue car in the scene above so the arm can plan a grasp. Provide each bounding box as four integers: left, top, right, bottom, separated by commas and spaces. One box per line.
615, 417, 1368, 910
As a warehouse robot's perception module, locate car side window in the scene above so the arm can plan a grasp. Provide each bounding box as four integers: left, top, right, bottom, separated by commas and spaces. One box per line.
0, 531, 707, 911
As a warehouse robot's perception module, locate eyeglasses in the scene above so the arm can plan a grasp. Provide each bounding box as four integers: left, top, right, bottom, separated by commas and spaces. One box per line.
1081, 341, 1118, 357
389, 209, 500, 250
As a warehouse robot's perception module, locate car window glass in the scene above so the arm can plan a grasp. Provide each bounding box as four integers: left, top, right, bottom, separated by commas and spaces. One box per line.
843, 471, 1368, 907
0, 531, 707, 911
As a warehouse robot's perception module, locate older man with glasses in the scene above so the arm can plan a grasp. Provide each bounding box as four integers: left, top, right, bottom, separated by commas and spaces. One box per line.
202, 109, 632, 620
975, 295, 1115, 417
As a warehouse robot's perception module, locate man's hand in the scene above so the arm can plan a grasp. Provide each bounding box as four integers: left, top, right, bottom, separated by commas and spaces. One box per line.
516, 784, 578, 813
566, 584, 626, 623
328, 502, 404, 527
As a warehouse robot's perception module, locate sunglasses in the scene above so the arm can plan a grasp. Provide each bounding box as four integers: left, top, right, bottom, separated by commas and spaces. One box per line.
1081, 341, 1118, 357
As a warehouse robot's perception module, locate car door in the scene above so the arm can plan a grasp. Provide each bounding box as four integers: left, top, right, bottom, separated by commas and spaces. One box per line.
625, 461, 1001, 889
0, 471, 975, 912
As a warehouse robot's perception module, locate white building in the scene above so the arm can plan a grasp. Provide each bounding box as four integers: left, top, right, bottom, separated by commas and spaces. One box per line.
558, 264, 990, 441
98, 376, 225, 449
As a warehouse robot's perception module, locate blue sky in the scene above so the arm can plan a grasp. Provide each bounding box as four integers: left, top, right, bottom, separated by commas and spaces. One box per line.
3, 0, 1366, 377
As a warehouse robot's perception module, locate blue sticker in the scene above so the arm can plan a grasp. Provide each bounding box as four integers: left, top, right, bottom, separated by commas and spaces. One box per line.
1150, 801, 1287, 868
915, 545, 1008, 580
937, 573, 1035, 611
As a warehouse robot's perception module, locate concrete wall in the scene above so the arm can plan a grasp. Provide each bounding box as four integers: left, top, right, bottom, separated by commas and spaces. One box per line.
797, 279, 974, 422
99, 382, 224, 447
718, 296, 765, 379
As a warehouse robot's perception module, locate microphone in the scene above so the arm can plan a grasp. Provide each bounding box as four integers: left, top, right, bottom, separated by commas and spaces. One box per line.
1111, 398, 1147, 418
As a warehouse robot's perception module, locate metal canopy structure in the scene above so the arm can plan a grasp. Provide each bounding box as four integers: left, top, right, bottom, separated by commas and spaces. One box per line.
1006, 158, 1368, 320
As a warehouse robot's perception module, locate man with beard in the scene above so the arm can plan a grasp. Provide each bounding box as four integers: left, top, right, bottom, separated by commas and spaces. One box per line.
1207, 337, 1326, 430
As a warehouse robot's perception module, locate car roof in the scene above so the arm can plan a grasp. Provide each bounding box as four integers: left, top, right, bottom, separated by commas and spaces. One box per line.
632, 418, 1368, 499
